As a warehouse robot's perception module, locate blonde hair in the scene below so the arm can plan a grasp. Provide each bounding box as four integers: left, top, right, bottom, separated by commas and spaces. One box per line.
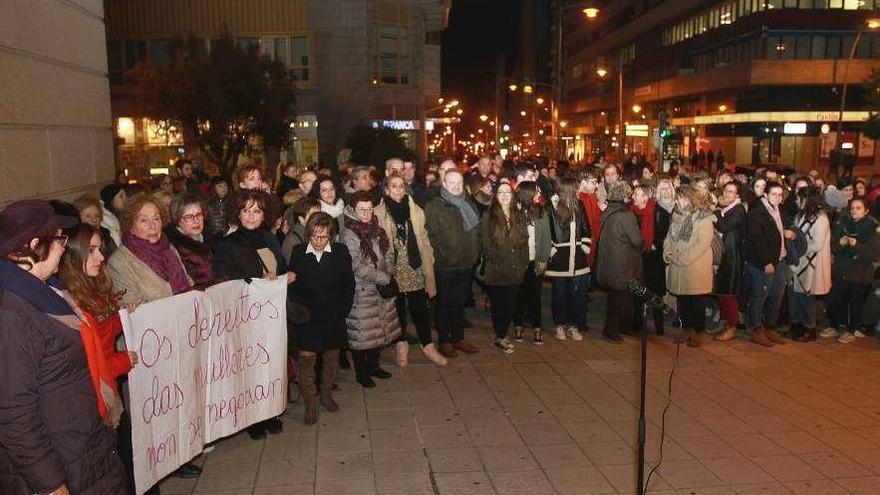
121, 193, 164, 234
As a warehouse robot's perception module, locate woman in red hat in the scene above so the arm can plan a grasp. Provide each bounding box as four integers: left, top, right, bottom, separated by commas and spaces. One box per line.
0, 200, 128, 495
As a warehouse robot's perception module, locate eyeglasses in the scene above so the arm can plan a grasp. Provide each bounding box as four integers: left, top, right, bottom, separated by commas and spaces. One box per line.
180, 212, 204, 222
52, 235, 69, 247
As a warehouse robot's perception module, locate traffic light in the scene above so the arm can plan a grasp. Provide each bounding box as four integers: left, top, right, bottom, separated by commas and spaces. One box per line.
658, 109, 671, 139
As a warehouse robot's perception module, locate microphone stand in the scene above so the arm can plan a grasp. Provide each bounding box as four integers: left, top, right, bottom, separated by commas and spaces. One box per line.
636, 300, 648, 495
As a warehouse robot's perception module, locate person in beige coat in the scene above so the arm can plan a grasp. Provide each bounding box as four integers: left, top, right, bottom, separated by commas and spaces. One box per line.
664, 185, 715, 347
375, 173, 447, 366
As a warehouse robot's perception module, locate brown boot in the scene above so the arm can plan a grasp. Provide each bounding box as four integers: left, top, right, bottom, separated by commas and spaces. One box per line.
439, 342, 458, 358
714, 326, 737, 342
674, 328, 692, 344
298, 351, 318, 425
749, 327, 774, 347
687, 331, 704, 348
319, 349, 340, 413
764, 328, 787, 345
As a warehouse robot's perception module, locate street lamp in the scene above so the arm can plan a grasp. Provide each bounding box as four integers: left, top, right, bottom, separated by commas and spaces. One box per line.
536, 97, 545, 104
479, 114, 489, 122
596, 67, 608, 78
631, 104, 642, 114
835, 17, 880, 152
556, 2, 600, 147
508, 84, 518, 92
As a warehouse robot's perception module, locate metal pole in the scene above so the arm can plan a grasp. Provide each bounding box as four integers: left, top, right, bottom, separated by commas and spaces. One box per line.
636, 301, 648, 495
556, 5, 564, 161
835, 28, 863, 150
618, 52, 624, 156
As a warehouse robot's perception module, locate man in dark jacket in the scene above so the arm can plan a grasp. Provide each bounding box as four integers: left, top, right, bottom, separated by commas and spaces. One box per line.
596, 181, 644, 342
743, 181, 788, 347
425, 169, 481, 357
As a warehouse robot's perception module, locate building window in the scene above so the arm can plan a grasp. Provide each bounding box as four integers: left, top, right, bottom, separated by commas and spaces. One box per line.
263, 37, 289, 66
149, 40, 176, 65
125, 40, 147, 70
291, 36, 310, 82
795, 35, 811, 58
236, 37, 259, 53
108, 40, 123, 85
374, 25, 410, 85
811, 36, 827, 59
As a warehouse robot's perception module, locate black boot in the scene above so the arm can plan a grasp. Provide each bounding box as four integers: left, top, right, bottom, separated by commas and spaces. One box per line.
352, 351, 375, 388
367, 348, 391, 379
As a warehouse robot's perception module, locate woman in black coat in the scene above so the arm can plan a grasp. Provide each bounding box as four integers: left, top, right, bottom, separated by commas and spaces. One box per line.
213, 190, 292, 439
289, 212, 355, 425
714, 181, 747, 341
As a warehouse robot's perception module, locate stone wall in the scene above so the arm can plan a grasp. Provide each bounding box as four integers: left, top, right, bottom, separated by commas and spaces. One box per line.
0, 0, 114, 203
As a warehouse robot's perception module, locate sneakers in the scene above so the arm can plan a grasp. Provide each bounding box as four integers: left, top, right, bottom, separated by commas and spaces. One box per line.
494, 337, 515, 354
513, 326, 524, 342
819, 327, 839, 339
422, 343, 448, 366
554, 326, 566, 340
533, 328, 544, 345
565, 326, 584, 341
838, 331, 855, 344
395, 341, 409, 368
854, 329, 867, 339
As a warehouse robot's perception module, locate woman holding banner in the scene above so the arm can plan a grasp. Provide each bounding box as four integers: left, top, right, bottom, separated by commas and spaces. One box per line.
0, 200, 127, 495
289, 212, 356, 425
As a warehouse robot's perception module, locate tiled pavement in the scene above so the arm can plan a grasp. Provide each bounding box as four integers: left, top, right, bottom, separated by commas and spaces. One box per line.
160, 292, 880, 495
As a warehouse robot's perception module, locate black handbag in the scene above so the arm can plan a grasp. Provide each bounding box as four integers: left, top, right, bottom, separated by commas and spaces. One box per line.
377, 277, 399, 299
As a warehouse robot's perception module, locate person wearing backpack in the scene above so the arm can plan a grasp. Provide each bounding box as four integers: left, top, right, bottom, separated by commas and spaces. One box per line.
787, 187, 831, 342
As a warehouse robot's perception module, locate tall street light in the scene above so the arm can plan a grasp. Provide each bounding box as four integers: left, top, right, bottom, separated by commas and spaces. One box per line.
556, 2, 599, 158
835, 16, 880, 152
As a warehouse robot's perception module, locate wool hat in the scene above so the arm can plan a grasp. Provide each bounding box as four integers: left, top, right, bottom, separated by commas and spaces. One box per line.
100, 184, 124, 209
606, 181, 633, 203
0, 200, 78, 257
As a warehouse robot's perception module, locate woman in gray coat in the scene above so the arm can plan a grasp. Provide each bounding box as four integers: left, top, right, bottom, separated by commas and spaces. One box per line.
341, 191, 402, 388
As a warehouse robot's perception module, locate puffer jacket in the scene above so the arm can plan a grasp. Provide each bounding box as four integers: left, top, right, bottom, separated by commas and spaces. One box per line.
341, 209, 402, 351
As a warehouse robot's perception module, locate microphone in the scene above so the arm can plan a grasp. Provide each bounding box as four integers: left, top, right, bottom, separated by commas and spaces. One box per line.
627, 279, 676, 315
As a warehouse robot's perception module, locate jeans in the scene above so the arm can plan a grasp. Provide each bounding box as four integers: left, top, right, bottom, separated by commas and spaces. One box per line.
827, 280, 871, 331
745, 261, 786, 329
604, 288, 634, 337
513, 262, 543, 328
435, 268, 472, 344
395, 289, 432, 346
677, 295, 707, 332
788, 292, 817, 329
488, 284, 519, 339
550, 274, 590, 329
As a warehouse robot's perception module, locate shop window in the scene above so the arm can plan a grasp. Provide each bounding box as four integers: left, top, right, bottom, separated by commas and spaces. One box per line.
783, 0, 798, 7
767, 0, 782, 8
829, 0, 843, 7
842, 0, 861, 8
149, 40, 175, 66
798, 0, 813, 6
811, 36, 826, 59
291, 36, 310, 82
795, 35, 811, 59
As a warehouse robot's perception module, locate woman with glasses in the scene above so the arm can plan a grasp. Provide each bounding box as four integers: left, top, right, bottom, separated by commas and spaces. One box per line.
165, 194, 216, 288
341, 191, 401, 388
0, 200, 127, 495
288, 213, 355, 424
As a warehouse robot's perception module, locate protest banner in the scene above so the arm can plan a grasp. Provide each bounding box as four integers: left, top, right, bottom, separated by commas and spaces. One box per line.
121, 278, 287, 495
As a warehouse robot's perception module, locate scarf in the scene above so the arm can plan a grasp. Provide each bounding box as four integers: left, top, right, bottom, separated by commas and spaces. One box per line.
673, 207, 712, 243
0, 260, 75, 316
343, 214, 390, 264
321, 198, 345, 218
384, 195, 422, 269
578, 192, 602, 266
720, 198, 741, 217
79, 310, 128, 427
631, 199, 656, 251
122, 233, 191, 294
839, 215, 878, 260
762, 197, 787, 260
441, 187, 480, 232
657, 197, 675, 214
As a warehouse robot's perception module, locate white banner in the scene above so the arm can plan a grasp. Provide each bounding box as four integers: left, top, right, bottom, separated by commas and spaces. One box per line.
121, 278, 288, 495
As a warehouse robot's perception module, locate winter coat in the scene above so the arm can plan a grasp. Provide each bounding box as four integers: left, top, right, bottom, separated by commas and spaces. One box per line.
375, 196, 437, 297
644, 204, 671, 295
714, 202, 746, 295
340, 211, 402, 351
546, 199, 592, 277
281, 222, 307, 265
0, 267, 127, 495
790, 212, 832, 295
288, 242, 356, 352
425, 194, 481, 270
213, 228, 288, 282
831, 215, 880, 285
664, 212, 715, 296
596, 202, 644, 290
528, 209, 553, 265
744, 200, 784, 269
479, 210, 530, 286
204, 195, 229, 241
100, 206, 122, 247
165, 225, 215, 288
106, 245, 192, 305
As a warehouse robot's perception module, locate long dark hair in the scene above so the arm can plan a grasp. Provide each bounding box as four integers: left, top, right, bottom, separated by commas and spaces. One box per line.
797, 186, 824, 223
487, 183, 527, 248
516, 181, 543, 223
58, 224, 118, 317
553, 177, 580, 225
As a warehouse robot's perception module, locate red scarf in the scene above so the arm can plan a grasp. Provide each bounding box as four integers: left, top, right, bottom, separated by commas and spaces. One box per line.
79, 310, 131, 427
631, 198, 656, 252
578, 192, 602, 266
343, 215, 390, 264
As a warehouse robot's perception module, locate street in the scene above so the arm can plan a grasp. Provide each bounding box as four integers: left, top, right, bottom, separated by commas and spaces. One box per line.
158, 292, 880, 495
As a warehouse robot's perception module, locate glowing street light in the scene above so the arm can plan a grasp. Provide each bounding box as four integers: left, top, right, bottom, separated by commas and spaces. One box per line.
718, 104, 728, 112
536, 97, 545, 104
508, 84, 518, 91
502, 124, 510, 132
596, 67, 608, 78
583, 7, 600, 18
631, 104, 642, 114
479, 114, 489, 122
559, 121, 568, 129
523, 84, 534, 94
456, 109, 463, 115
520, 110, 527, 116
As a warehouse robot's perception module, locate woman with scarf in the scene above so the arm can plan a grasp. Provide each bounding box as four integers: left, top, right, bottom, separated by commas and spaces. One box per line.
375, 174, 446, 366
165, 194, 216, 288
546, 177, 592, 342
309, 175, 345, 234
664, 185, 716, 347
100, 183, 127, 247
632, 184, 671, 335
513, 181, 552, 344
480, 182, 530, 353
342, 191, 402, 387
713, 181, 747, 341
788, 187, 831, 342
577, 169, 602, 269
0, 200, 127, 495
213, 190, 292, 438
468, 176, 494, 217
820, 197, 880, 343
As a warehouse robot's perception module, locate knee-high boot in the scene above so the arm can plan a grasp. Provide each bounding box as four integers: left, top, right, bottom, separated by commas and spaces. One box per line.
298, 351, 318, 425
352, 350, 375, 388
320, 349, 340, 412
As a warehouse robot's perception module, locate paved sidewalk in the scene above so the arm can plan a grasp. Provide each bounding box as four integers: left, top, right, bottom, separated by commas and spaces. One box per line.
160, 292, 880, 495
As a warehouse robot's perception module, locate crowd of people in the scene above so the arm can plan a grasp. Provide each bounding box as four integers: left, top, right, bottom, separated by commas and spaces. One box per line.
3, 151, 880, 494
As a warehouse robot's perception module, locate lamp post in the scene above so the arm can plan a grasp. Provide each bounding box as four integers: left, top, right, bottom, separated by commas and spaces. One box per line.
596, 50, 626, 155
834, 17, 880, 152
555, 2, 599, 159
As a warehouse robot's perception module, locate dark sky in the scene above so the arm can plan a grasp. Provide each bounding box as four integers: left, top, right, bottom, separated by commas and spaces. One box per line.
441, 0, 521, 117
